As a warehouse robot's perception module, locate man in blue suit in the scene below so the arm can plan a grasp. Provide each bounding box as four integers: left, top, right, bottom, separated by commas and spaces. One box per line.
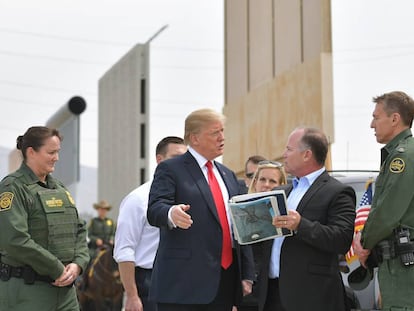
147, 108, 255, 311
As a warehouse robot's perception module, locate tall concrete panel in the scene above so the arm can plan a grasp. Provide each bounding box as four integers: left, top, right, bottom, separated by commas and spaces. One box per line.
224, 0, 333, 175
98, 44, 150, 218
274, 0, 302, 75
225, 0, 249, 103
46, 96, 87, 188
248, 0, 274, 90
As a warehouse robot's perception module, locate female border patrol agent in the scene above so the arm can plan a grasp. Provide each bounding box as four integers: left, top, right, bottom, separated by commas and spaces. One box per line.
0, 126, 89, 311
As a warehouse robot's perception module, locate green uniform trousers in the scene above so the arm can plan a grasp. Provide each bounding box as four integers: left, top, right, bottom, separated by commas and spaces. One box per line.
0, 277, 79, 311
379, 258, 414, 311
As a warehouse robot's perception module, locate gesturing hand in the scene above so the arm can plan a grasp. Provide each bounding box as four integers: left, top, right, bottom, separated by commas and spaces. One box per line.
171, 204, 193, 229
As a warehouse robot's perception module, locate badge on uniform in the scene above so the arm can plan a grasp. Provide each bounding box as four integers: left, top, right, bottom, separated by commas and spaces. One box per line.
389, 158, 405, 173
0, 192, 14, 211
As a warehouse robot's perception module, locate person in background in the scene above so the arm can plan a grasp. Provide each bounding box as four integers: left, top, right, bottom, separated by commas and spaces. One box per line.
354, 91, 414, 310
257, 127, 356, 311
87, 200, 115, 258
147, 108, 255, 311
0, 126, 89, 311
238, 160, 287, 311
244, 155, 267, 189
114, 136, 187, 311
248, 161, 287, 194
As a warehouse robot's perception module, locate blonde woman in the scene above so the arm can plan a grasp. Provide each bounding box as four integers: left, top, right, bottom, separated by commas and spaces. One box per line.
239, 160, 287, 311
248, 160, 287, 194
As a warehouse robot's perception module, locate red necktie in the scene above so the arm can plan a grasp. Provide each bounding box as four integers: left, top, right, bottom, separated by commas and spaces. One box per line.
206, 161, 233, 269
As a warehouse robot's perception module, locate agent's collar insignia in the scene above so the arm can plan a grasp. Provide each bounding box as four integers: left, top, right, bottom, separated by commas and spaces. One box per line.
0, 192, 14, 211
389, 158, 405, 173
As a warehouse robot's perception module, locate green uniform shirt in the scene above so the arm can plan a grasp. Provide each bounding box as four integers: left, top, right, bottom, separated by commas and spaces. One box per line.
0, 162, 89, 280
361, 128, 414, 310
362, 128, 414, 248
87, 216, 116, 248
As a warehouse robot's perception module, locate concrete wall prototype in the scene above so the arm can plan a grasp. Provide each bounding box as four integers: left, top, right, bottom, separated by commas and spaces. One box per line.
98, 44, 150, 219
46, 96, 86, 187
224, 0, 333, 175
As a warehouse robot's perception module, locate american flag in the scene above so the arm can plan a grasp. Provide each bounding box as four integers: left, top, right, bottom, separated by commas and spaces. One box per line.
345, 179, 373, 264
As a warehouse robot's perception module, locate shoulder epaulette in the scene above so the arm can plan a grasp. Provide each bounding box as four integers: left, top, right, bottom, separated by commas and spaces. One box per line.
1, 171, 24, 186
396, 140, 407, 153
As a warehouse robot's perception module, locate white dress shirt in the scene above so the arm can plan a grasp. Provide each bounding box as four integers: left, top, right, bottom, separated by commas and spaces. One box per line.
114, 181, 159, 269
188, 147, 232, 229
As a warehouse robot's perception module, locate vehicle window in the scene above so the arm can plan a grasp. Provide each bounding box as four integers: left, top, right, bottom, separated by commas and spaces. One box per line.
345, 181, 375, 204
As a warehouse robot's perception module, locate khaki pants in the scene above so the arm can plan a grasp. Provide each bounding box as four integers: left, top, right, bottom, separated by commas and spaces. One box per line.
0, 277, 79, 311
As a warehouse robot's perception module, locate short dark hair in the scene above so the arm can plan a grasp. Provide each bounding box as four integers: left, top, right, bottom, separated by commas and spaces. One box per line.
244, 155, 267, 172
16, 126, 62, 160
373, 91, 414, 127
299, 128, 328, 166
156, 136, 185, 156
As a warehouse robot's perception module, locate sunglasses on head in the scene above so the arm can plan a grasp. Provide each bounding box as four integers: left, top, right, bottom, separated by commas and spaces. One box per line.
245, 160, 283, 178
245, 172, 255, 179
258, 160, 283, 167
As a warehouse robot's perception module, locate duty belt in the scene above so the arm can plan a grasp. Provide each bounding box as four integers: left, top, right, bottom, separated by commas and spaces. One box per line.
375, 227, 414, 266
0, 263, 54, 285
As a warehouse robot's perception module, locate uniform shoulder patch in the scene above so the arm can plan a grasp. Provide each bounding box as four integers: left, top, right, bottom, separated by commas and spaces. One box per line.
0, 192, 14, 211
389, 158, 405, 173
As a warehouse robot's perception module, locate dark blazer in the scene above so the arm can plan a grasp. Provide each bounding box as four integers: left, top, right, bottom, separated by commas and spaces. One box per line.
147, 151, 255, 305
257, 171, 356, 311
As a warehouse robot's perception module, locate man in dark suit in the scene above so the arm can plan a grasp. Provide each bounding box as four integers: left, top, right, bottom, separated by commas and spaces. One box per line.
257, 127, 356, 311
147, 108, 255, 311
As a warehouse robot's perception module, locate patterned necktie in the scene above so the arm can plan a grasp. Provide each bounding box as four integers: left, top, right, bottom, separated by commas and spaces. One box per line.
206, 161, 233, 269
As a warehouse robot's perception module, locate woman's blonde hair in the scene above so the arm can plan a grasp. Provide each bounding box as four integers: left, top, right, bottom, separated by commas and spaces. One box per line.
248, 161, 287, 193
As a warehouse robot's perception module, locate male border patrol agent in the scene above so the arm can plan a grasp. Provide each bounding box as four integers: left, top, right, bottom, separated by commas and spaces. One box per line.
354, 91, 414, 310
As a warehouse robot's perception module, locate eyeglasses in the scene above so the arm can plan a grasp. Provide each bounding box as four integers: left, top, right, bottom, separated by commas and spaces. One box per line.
245, 172, 254, 179
258, 160, 283, 167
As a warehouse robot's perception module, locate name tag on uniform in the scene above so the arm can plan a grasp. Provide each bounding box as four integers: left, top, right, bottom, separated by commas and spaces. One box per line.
38, 189, 66, 213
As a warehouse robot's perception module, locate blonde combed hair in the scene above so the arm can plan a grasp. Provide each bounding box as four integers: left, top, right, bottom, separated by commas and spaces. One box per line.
184, 108, 226, 145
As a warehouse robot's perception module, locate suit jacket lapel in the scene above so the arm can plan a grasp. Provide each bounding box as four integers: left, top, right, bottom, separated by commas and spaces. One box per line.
296, 171, 329, 213
183, 153, 220, 223
214, 161, 236, 198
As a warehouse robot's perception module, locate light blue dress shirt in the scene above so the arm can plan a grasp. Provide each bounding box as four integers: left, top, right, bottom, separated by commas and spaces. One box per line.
268, 167, 325, 278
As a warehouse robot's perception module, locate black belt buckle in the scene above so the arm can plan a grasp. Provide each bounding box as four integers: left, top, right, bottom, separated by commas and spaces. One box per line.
0, 263, 11, 281
22, 266, 36, 285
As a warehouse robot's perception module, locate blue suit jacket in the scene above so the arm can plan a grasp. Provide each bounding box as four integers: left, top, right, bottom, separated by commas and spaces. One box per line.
147, 151, 255, 304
